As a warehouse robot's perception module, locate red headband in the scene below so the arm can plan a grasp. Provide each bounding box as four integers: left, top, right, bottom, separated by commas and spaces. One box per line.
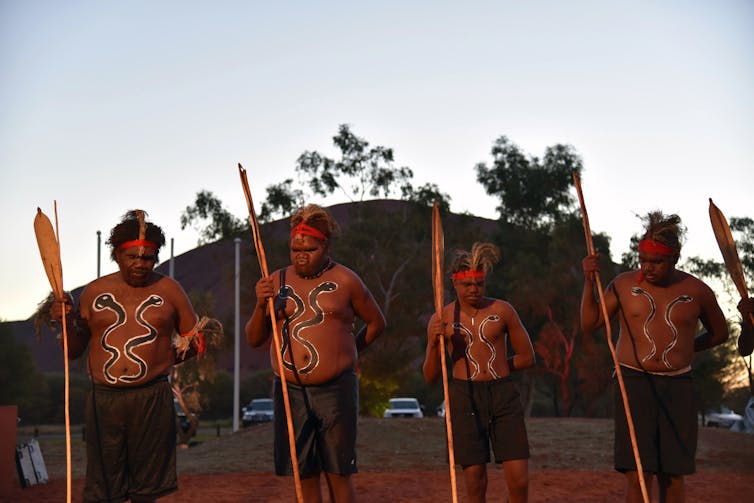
638, 239, 675, 256
118, 239, 158, 251
290, 223, 328, 242
452, 270, 486, 280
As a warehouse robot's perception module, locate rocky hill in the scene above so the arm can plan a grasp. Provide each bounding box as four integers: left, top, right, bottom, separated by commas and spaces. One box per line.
7, 200, 498, 378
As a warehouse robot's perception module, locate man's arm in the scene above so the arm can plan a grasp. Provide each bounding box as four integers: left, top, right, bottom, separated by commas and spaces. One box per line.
245, 276, 275, 348
62, 310, 92, 359
351, 279, 386, 353
50, 291, 91, 359
422, 314, 445, 384
580, 254, 618, 334
505, 304, 535, 371
173, 281, 199, 335
171, 280, 200, 362
694, 283, 729, 352
737, 297, 754, 357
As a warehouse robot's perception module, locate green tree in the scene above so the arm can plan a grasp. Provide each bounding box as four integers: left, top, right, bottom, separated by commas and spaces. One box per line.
171, 289, 224, 432
259, 179, 305, 223
240, 369, 274, 403
475, 136, 583, 229
474, 136, 615, 416
181, 190, 247, 244
259, 124, 450, 221
45, 371, 89, 424
0, 325, 50, 424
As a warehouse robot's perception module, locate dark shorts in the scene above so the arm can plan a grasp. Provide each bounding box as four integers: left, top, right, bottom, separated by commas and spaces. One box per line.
273, 370, 358, 477
614, 366, 697, 476
84, 376, 177, 503
449, 378, 530, 466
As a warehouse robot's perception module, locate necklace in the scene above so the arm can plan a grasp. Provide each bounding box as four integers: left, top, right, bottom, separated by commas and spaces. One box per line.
298, 259, 335, 280
463, 307, 480, 327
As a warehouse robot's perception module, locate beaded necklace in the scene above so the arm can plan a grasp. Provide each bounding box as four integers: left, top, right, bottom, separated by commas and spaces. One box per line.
297, 259, 335, 280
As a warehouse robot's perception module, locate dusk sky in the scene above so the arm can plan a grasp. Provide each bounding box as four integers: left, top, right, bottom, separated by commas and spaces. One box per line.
1, 0, 752, 321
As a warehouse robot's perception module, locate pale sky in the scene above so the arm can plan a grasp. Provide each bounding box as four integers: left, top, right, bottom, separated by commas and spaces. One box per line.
1, 0, 752, 321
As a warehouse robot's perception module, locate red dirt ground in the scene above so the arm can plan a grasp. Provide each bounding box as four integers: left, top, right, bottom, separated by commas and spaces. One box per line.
5, 418, 753, 502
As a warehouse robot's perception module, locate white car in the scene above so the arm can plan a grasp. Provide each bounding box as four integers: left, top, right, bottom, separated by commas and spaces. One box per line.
242, 398, 274, 426
383, 398, 424, 418
703, 406, 743, 428
436, 401, 445, 418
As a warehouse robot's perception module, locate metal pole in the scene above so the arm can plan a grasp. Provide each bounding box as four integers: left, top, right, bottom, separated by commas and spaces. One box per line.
96, 231, 101, 278
233, 237, 241, 432
169, 238, 175, 278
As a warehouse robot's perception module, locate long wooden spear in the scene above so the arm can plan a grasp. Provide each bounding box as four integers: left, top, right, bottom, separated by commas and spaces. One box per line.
33, 203, 71, 503
572, 173, 649, 503
432, 201, 458, 503
238, 164, 303, 503
709, 199, 754, 326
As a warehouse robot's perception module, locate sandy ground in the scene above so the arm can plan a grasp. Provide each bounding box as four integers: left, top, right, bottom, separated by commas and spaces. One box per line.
4, 417, 753, 502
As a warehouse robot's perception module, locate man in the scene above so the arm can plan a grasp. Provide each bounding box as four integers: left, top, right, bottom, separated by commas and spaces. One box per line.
51, 210, 200, 503
736, 297, 753, 356
581, 211, 728, 503
423, 242, 535, 503
246, 204, 386, 503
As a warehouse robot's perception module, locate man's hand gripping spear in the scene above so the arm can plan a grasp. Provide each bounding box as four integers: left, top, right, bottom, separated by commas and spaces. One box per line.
572, 173, 649, 503
238, 164, 304, 503
432, 201, 459, 503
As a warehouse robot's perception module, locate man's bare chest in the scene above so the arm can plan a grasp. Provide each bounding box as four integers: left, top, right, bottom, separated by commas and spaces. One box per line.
617, 285, 701, 329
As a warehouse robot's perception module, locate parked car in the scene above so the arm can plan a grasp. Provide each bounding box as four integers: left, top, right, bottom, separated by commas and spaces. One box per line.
383, 398, 424, 418
436, 401, 445, 418
242, 398, 274, 426
703, 406, 743, 428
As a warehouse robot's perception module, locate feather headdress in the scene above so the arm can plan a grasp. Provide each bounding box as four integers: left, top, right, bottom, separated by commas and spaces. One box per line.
290, 204, 338, 239
451, 242, 501, 275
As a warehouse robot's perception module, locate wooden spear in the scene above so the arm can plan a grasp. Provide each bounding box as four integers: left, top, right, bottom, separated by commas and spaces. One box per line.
432, 201, 458, 503
238, 164, 303, 503
33, 203, 72, 503
572, 172, 649, 503
709, 198, 754, 326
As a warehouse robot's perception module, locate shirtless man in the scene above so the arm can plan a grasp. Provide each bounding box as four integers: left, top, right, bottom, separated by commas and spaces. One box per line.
246, 204, 386, 503
423, 242, 535, 503
52, 210, 199, 503
581, 211, 728, 503
736, 297, 753, 356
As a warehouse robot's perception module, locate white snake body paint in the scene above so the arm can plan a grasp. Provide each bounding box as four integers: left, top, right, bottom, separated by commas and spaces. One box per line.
454, 314, 501, 379
93, 293, 127, 384
478, 315, 502, 379
278, 281, 337, 374
453, 322, 480, 379
630, 287, 693, 369
279, 285, 305, 372
631, 287, 657, 363
120, 294, 164, 383
93, 292, 164, 384
661, 295, 693, 369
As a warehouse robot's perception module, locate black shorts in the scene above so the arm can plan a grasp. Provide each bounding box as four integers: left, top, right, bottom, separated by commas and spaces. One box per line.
449, 378, 529, 466
273, 370, 358, 477
614, 366, 697, 475
84, 376, 177, 503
